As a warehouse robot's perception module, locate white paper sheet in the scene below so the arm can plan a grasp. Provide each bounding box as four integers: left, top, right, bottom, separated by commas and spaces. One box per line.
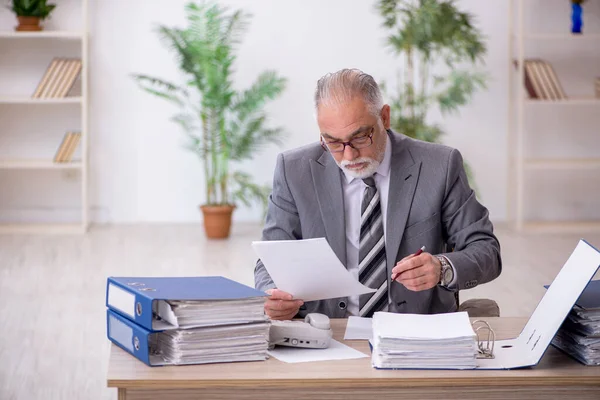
252, 238, 376, 302
268, 339, 368, 363
344, 316, 373, 340
373, 311, 475, 340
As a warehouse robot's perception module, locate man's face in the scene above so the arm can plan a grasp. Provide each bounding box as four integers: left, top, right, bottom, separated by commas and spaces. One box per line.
317, 97, 391, 178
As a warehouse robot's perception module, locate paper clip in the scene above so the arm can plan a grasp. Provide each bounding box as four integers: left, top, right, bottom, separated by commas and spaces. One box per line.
472, 320, 495, 359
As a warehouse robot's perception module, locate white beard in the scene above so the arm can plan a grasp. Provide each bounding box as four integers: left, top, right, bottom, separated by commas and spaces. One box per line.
338, 157, 381, 179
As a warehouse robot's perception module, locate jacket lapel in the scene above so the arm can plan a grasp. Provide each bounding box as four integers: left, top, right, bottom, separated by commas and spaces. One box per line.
385, 132, 422, 272
310, 153, 347, 266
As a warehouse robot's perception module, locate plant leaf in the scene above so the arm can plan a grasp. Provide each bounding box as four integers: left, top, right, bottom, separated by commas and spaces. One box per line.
132, 74, 189, 107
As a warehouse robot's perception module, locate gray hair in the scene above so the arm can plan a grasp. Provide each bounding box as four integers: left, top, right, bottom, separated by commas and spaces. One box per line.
314, 69, 384, 116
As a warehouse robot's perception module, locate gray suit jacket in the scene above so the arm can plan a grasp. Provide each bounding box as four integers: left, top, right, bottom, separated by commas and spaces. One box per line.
254, 130, 501, 318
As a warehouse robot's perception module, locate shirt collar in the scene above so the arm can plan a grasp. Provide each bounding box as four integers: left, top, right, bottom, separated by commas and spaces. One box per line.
342, 132, 392, 183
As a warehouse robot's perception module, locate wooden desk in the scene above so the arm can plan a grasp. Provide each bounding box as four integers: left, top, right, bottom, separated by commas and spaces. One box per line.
107, 317, 600, 400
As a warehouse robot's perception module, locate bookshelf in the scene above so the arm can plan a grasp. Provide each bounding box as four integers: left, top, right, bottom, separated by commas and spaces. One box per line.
508, 0, 600, 232
0, 1, 89, 234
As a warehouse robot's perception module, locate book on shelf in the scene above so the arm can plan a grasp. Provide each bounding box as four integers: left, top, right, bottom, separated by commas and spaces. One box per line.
514, 60, 537, 99
53, 132, 81, 163
515, 59, 566, 101
32, 58, 82, 99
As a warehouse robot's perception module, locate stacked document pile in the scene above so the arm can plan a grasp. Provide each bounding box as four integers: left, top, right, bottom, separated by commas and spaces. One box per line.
151, 299, 269, 365
371, 311, 478, 370
551, 280, 600, 365
159, 298, 268, 328
106, 276, 270, 366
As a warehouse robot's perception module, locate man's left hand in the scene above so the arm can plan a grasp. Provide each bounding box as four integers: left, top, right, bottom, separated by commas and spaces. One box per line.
391, 252, 441, 291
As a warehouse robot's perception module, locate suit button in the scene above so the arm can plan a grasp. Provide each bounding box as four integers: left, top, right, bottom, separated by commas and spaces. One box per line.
338, 301, 347, 310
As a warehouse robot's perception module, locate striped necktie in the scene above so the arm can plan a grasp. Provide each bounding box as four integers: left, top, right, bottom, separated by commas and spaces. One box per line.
358, 176, 389, 317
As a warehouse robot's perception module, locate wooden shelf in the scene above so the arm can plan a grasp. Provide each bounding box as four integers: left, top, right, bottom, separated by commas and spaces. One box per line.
0, 223, 86, 234
0, 31, 84, 39
520, 221, 600, 234
0, 160, 82, 170
524, 158, 600, 170
523, 33, 600, 40
0, 97, 83, 104
524, 98, 600, 105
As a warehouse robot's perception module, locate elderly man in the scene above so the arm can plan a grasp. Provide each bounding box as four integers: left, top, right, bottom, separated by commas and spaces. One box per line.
254, 68, 501, 320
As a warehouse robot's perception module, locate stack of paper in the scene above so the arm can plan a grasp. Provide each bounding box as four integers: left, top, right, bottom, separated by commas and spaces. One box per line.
158, 298, 268, 328
551, 280, 600, 365
371, 312, 478, 370
154, 321, 270, 365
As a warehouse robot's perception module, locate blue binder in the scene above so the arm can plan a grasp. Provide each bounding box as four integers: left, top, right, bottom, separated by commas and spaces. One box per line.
573, 279, 600, 309
105, 276, 267, 331
107, 308, 158, 366
544, 279, 600, 309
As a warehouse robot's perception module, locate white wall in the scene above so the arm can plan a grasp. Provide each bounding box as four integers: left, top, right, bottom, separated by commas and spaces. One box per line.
87, 0, 509, 224
1, 0, 598, 225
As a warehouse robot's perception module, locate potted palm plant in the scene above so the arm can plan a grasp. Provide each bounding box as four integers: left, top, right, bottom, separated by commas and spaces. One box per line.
9, 0, 56, 31
133, 1, 287, 239
376, 0, 488, 192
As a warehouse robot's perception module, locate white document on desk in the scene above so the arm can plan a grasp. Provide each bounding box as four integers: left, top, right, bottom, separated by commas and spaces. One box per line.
268, 339, 368, 363
344, 316, 373, 340
252, 238, 376, 302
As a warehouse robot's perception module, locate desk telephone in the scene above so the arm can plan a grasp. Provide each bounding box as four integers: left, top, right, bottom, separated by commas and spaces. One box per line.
269, 313, 333, 349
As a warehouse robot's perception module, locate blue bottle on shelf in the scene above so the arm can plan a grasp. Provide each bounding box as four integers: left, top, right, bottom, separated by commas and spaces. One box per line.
571, 2, 583, 34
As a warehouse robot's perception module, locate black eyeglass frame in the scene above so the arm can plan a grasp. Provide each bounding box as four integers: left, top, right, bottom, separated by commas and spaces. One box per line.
320, 127, 375, 153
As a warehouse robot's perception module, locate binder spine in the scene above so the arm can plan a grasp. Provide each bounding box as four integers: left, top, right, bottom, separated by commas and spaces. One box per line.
106, 278, 154, 330
107, 309, 152, 366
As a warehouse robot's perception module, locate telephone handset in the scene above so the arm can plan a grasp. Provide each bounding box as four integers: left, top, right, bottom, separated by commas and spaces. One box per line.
269, 313, 333, 349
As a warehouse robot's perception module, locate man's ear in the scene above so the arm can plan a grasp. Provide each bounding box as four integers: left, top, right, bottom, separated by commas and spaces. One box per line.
381, 104, 391, 130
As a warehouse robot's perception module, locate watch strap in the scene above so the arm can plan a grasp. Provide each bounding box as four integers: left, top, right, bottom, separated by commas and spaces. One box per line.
436, 255, 452, 287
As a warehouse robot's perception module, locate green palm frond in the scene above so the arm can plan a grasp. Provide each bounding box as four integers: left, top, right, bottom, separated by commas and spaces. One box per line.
229, 114, 285, 161
156, 27, 198, 79
132, 74, 189, 107
436, 70, 487, 114
183, 133, 206, 155
171, 112, 198, 133
231, 71, 286, 122
222, 9, 251, 48
231, 171, 271, 217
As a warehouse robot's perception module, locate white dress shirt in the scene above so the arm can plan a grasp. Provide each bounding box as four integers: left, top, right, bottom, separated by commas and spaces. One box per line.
342, 137, 392, 317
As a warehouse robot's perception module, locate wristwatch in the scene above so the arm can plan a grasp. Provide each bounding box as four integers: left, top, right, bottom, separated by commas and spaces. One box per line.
436, 255, 454, 287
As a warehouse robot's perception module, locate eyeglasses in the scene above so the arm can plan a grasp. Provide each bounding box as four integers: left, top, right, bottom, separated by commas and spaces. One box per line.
320, 127, 374, 153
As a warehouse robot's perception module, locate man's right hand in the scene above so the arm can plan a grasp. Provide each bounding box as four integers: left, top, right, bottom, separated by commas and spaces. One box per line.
264, 289, 304, 320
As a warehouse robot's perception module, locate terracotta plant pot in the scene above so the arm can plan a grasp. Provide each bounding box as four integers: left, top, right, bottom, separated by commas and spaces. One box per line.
16, 16, 42, 31
200, 204, 236, 239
